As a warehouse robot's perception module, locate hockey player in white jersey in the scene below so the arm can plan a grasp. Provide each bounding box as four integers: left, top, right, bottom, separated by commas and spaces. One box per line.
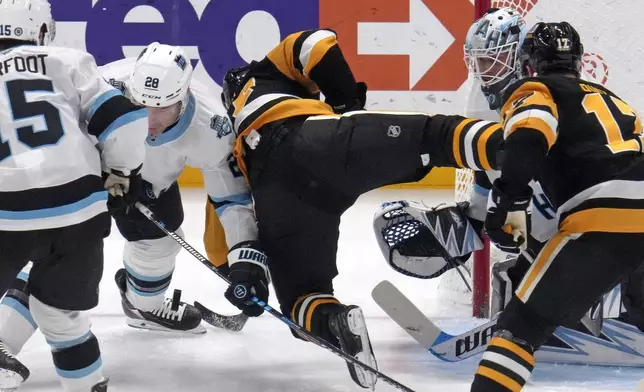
101, 43, 258, 333
0, 43, 258, 337
0, 0, 148, 391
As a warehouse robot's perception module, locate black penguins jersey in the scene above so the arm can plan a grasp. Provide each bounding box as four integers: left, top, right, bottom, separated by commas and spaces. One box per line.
499, 75, 644, 234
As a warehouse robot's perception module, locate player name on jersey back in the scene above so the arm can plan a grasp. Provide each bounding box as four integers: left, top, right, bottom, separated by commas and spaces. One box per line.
0, 53, 47, 76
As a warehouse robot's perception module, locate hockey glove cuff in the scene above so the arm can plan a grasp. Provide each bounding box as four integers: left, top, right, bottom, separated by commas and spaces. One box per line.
103, 166, 142, 213
485, 179, 532, 254
224, 241, 270, 317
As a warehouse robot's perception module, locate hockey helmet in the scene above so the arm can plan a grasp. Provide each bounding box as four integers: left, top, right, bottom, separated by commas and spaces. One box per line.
129, 43, 193, 112
0, 0, 56, 46
519, 22, 584, 78
464, 7, 526, 109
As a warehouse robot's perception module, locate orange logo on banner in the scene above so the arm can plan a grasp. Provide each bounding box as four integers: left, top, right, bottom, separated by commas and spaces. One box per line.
320, 0, 473, 91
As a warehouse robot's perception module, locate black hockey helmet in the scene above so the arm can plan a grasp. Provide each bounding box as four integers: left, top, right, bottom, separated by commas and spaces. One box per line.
519, 21, 583, 77
221, 64, 253, 118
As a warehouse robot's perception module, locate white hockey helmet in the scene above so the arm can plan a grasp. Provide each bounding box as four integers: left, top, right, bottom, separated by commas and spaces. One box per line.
464, 7, 526, 88
0, 0, 56, 45
129, 43, 193, 111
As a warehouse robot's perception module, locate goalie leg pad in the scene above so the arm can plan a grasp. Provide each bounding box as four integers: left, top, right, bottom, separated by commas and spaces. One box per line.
122, 230, 182, 312
373, 201, 483, 279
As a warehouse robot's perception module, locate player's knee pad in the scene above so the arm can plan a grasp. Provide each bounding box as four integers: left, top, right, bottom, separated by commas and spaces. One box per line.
123, 229, 183, 311
0, 268, 37, 354
373, 201, 483, 279
29, 296, 104, 392
290, 293, 342, 345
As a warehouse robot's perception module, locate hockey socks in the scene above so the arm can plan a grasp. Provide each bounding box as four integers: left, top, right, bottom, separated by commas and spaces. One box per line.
471, 332, 535, 392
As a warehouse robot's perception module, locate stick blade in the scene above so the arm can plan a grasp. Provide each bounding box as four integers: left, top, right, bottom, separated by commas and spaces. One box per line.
371, 280, 441, 350
194, 301, 249, 332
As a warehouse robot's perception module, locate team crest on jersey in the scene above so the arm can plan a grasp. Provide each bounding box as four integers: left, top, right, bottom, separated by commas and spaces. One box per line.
106, 78, 127, 94
211, 116, 232, 138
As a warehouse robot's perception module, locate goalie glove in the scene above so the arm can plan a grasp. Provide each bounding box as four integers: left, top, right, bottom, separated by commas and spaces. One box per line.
485, 179, 532, 254
103, 166, 142, 213
373, 201, 483, 279
224, 241, 270, 317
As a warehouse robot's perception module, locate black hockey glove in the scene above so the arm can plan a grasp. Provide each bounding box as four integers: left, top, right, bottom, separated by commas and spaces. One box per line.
329, 81, 368, 114
103, 166, 142, 213
224, 241, 270, 317
485, 179, 532, 254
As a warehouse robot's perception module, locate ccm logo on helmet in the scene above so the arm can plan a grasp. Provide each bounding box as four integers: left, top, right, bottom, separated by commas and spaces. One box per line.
142, 93, 161, 99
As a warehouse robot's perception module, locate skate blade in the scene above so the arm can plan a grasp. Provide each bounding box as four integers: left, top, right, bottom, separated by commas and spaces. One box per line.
346, 308, 378, 390
0, 368, 24, 390
126, 318, 207, 335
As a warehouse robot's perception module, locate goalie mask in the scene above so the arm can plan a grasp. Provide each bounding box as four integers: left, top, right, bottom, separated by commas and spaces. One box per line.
464, 7, 526, 110
373, 201, 483, 279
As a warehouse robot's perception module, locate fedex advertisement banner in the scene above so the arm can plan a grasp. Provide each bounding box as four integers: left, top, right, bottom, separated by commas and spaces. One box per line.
49, 0, 475, 115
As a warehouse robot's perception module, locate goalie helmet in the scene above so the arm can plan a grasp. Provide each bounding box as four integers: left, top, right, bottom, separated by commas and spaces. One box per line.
0, 0, 56, 46
129, 43, 193, 112
519, 22, 584, 78
464, 7, 526, 110
373, 201, 483, 280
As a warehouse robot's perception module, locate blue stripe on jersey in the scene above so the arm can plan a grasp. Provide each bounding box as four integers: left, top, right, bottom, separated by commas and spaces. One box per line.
146, 93, 196, 146
47, 331, 93, 350
0, 297, 37, 329
87, 89, 123, 120
97, 108, 147, 142
56, 358, 102, 379
211, 193, 253, 216
0, 191, 107, 220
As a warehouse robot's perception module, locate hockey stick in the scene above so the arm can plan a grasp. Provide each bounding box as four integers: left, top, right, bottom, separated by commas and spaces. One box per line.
135, 203, 416, 392
134, 203, 248, 332
372, 280, 644, 366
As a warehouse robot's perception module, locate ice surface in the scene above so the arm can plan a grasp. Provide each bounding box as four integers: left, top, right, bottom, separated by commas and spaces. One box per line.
17, 189, 643, 391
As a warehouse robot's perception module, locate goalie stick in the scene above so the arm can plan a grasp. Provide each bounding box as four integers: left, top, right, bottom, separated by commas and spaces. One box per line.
134, 203, 248, 331
136, 203, 417, 392
372, 280, 644, 366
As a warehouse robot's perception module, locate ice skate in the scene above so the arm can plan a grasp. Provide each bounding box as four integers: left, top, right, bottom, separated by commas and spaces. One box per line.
115, 269, 205, 334
328, 305, 378, 389
0, 340, 29, 391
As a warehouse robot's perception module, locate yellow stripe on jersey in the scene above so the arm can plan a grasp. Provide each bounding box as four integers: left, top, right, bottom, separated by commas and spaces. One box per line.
489, 337, 536, 366
452, 118, 478, 168
477, 123, 503, 171
305, 298, 340, 332
266, 30, 338, 95
302, 34, 337, 76
505, 115, 558, 148
516, 233, 568, 302
560, 208, 644, 235
267, 31, 304, 82
233, 99, 334, 180
501, 81, 560, 148
475, 366, 522, 392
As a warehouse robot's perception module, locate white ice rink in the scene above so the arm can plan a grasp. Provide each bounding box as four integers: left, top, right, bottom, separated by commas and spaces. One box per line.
15, 189, 644, 392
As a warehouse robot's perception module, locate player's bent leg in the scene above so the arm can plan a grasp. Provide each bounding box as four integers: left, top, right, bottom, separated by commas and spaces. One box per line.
117, 231, 204, 334
29, 296, 106, 392
291, 293, 378, 389
472, 232, 644, 392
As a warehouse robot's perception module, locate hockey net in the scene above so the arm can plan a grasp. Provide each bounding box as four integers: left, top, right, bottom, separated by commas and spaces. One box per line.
449, 0, 643, 318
